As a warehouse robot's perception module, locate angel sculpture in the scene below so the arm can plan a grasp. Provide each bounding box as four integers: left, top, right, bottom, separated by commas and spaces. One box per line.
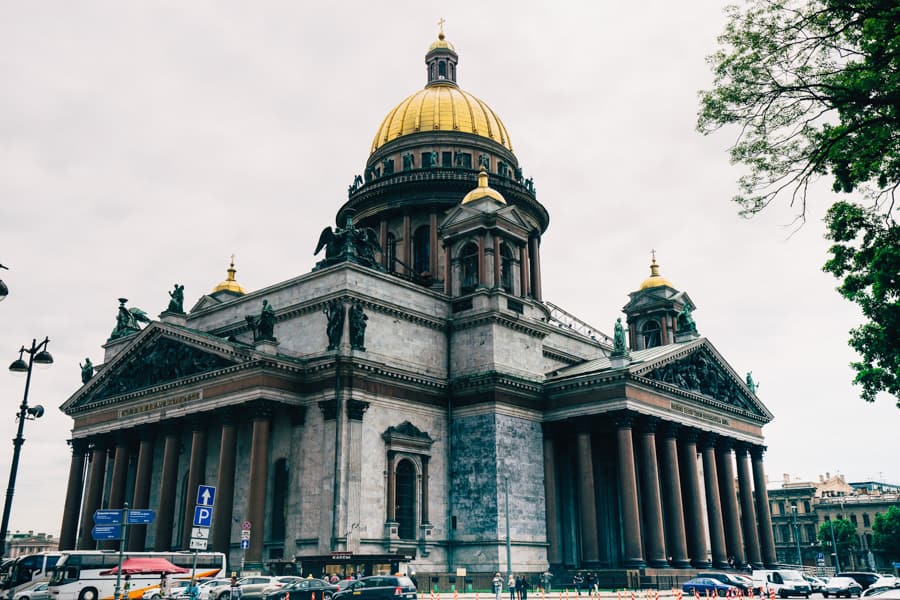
110, 298, 151, 340
313, 214, 383, 271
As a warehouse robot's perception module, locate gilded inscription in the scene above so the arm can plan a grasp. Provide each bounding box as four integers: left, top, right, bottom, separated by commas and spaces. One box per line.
119, 391, 202, 418
670, 401, 729, 426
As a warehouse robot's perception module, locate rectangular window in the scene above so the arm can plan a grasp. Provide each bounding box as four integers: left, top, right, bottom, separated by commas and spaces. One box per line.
863, 513, 870, 527
421, 152, 433, 168
850, 514, 858, 526
442, 152, 452, 167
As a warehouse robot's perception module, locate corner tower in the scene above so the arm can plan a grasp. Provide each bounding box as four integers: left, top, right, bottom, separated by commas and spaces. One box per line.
338, 31, 548, 293
623, 254, 696, 350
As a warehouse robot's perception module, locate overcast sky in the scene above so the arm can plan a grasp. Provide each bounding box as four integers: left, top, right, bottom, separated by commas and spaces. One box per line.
1, 1, 896, 535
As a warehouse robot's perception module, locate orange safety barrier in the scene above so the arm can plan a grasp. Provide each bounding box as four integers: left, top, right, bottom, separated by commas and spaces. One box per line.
769, 591, 775, 600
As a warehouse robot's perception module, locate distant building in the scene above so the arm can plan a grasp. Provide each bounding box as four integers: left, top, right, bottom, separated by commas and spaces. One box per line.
5, 531, 59, 557
769, 473, 900, 571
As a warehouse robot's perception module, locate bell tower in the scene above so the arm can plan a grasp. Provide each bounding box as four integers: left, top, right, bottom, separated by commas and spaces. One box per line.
622, 253, 696, 351
425, 24, 459, 86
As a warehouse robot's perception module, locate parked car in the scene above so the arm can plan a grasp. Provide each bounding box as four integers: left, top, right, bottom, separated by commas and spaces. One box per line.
839, 574, 883, 591
824, 577, 863, 598
331, 576, 417, 600
239, 577, 297, 600
198, 578, 235, 600
144, 581, 194, 600
862, 578, 900, 597
264, 579, 339, 600
260, 578, 304, 597
803, 575, 827, 594
752, 569, 811, 598
699, 573, 755, 594
13, 582, 52, 600
682, 578, 738, 596
860, 591, 900, 600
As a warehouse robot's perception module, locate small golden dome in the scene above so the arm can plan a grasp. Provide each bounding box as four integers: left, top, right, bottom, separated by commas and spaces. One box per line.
428, 32, 456, 53
461, 166, 506, 205
371, 84, 513, 154
639, 254, 674, 290
212, 256, 247, 295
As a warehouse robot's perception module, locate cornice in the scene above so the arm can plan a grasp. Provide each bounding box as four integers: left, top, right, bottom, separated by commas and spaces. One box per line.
450, 311, 548, 339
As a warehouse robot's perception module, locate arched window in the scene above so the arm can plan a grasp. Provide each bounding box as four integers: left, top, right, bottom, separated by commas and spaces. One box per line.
271, 458, 288, 541
395, 460, 416, 540
385, 233, 396, 273
460, 242, 479, 294
500, 243, 514, 293
641, 320, 661, 349
413, 226, 430, 274
438, 61, 447, 78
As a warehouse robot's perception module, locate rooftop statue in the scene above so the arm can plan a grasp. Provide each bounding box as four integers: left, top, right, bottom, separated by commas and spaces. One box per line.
167, 283, 185, 314
110, 298, 151, 340
746, 371, 759, 394
314, 214, 383, 271
79, 357, 94, 384
246, 299, 277, 342
612, 317, 628, 356
677, 304, 697, 334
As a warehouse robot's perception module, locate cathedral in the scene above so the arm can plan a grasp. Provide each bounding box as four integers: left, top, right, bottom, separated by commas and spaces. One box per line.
58, 32, 779, 586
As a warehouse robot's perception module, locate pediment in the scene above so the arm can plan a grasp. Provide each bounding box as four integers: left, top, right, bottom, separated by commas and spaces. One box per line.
62, 325, 243, 413
632, 341, 772, 421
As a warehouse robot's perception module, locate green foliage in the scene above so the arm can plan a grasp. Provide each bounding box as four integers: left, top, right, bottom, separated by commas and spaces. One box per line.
699, 0, 900, 404
872, 506, 900, 560
818, 518, 859, 565
824, 202, 900, 404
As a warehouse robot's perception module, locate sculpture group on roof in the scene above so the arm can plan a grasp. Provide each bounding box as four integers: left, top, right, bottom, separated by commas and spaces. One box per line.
314, 214, 383, 271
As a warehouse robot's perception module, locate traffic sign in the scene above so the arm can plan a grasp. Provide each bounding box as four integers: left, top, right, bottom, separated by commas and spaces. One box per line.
91, 524, 123, 541
240, 530, 251, 540
191, 527, 209, 540
189, 538, 208, 550
197, 485, 216, 507
240, 539, 249, 550
193, 506, 213, 527
94, 509, 123, 525
241, 521, 251, 530
127, 509, 156, 525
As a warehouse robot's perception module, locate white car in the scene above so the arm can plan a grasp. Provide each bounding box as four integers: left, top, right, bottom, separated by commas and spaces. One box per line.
13, 582, 51, 600
198, 579, 235, 600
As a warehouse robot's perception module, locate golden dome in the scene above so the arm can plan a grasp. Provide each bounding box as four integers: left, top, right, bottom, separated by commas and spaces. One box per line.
461, 166, 506, 205
639, 255, 674, 290
212, 257, 247, 295
371, 83, 513, 154
428, 32, 456, 53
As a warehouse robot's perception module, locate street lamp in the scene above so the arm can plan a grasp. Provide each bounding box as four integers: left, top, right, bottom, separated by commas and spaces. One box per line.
0, 337, 52, 555
791, 505, 803, 568
0, 264, 8, 303
828, 518, 842, 572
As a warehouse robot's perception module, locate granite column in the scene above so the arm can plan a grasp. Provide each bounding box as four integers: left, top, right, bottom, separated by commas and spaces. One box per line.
752, 447, 778, 568
59, 439, 87, 550
638, 418, 668, 567
77, 441, 107, 549
128, 430, 155, 551
212, 414, 238, 554
616, 414, 645, 568
181, 420, 208, 549
659, 425, 691, 568
153, 427, 181, 551
701, 435, 729, 569
736, 444, 763, 568
679, 430, 710, 567
245, 404, 272, 565
575, 428, 599, 563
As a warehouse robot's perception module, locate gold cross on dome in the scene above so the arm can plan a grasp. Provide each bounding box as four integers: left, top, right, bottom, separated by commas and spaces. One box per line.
230, 253, 236, 267
650, 249, 656, 262
437, 17, 446, 34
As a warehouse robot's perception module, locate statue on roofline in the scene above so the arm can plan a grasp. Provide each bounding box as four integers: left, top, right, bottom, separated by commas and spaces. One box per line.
314, 213, 383, 272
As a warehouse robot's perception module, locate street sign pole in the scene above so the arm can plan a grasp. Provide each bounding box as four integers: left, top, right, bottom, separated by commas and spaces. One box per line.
113, 503, 129, 600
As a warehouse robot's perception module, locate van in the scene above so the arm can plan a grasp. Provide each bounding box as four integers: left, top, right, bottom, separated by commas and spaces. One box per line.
752, 570, 811, 598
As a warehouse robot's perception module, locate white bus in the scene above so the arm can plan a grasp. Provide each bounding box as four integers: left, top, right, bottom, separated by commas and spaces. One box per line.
48, 551, 226, 600
1, 553, 63, 600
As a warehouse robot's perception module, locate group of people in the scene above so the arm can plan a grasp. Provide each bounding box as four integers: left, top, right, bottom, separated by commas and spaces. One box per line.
492, 573, 536, 600
572, 572, 601, 596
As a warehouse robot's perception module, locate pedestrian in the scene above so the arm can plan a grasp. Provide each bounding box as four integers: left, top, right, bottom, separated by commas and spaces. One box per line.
230, 574, 241, 600
492, 573, 504, 600
519, 576, 529, 600
541, 572, 552, 593
508, 574, 516, 600
123, 575, 132, 600
573, 573, 584, 597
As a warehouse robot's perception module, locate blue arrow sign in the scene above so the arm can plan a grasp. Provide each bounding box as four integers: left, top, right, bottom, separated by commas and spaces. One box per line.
91, 524, 123, 541
240, 539, 249, 550
193, 506, 213, 527
93, 509, 123, 525
127, 509, 156, 525
197, 485, 216, 507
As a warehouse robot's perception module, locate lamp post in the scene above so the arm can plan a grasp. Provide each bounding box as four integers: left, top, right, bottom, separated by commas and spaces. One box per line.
828, 518, 842, 572
791, 505, 803, 568
0, 337, 52, 555
0, 264, 8, 303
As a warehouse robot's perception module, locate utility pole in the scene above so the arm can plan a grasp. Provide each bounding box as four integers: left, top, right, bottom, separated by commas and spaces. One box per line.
791, 505, 803, 568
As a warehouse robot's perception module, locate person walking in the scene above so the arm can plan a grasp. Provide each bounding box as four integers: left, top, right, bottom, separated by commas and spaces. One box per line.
492, 573, 503, 600
573, 573, 584, 597
508, 574, 516, 600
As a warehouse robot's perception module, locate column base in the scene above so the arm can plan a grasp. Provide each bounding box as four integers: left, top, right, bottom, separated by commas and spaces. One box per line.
750, 562, 764, 570
691, 560, 712, 568
712, 560, 730, 569
671, 559, 693, 569
624, 559, 646, 568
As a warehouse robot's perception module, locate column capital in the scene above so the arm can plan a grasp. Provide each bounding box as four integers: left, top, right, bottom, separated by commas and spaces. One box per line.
347, 399, 370, 421
699, 432, 719, 449
290, 405, 308, 426
613, 411, 637, 429
639, 415, 660, 433
680, 427, 700, 444
318, 399, 337, 421
716, 437, 735, 452
246, 400, 275, 420
750, 445, 768, 459
658, 421, 680, 439
68, 438, 90, 454
733, 441, 754, 457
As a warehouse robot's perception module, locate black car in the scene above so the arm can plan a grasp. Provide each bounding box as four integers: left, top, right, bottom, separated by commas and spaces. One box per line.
839, 574, 883, 591
332, 577, 416, 600
265, 580, 339, 600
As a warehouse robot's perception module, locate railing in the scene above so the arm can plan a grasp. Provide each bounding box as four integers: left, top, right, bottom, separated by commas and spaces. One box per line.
545, 301, 611, 344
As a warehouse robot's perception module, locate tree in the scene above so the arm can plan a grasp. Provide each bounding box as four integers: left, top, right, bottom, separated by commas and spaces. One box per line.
698, 0, 899, 404
872, 505, 900, 561
818, 518, 859, 567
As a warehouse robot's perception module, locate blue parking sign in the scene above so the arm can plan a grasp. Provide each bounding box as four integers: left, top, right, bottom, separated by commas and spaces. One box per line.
193, 505, 213, 527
